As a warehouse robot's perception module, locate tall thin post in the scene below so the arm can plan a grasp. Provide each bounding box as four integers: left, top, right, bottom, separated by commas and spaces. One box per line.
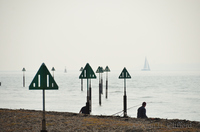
106, 72, 108, 98
23, 72, 25, 87
79, 63, 96, 114
124, 78, 127, 117
29, 63, 59, 132
81, 79, 83, 91
104, 66, 110, 99
101, 75, 103, 94
119, 67, 130, 117
99, 73, 101, 105
80, 67, 84, 91
41, 89, 47, 132
22, 68, 26, 87
86, 79, 90, 114
89, 79, 92, 113
96, 66, 103, 105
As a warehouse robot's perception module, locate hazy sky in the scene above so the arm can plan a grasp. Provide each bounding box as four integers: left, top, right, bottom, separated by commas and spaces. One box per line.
0, 0, 200, 71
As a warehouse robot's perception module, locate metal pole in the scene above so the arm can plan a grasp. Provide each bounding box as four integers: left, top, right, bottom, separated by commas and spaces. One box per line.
124, 78, 127, 117
86, 79, 90, 114
99, 83, 101, 106
23, 72, 25, 87
99, 73, 101, 106
106, 72, 108, 99
101, 76, 103, 94
89, 79, 92, 113
124, 78, 126, 96
41, 89, 47, 132
81, 79, 83, 91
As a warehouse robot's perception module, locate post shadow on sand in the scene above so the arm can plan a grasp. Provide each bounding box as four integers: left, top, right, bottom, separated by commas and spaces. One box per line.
79, 63, 96, 114
29, 63, 59, 132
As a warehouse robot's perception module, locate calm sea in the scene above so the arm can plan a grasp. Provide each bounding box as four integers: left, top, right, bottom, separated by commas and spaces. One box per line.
0, 70, 200, 122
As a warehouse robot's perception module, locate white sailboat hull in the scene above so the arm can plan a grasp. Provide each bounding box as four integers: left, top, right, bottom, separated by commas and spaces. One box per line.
141, 68, 150, 71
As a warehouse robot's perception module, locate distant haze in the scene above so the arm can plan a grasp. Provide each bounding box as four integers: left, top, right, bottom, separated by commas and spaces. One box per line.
0, 0, 200, 71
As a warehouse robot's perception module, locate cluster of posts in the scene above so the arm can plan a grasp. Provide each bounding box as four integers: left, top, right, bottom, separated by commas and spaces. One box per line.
79, 64, 111, 113
79, 63, 131, 117
26, 62, 131, 132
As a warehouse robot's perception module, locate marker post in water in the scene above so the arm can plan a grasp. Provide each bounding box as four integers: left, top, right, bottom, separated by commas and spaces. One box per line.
51, 67, 55, 78
96, 66, 104, 105
80, 67, 84, 91
119, 67, 131, 117
22, 68, 26, 87
29, 63, 58, 132
104, 66, 110, 99
79, 63, 96, 114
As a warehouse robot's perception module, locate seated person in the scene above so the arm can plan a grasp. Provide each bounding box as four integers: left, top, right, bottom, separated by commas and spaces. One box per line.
137, 102, 148, 118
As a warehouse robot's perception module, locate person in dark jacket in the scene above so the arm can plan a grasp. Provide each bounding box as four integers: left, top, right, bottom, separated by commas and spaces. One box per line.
79, 106, 88, 114
137, 102, 148, 118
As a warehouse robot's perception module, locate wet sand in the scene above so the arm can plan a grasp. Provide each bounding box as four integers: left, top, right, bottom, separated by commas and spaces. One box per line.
0, 108, 200, 132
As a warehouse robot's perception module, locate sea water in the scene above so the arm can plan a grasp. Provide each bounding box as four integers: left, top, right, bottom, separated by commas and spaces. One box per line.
0, 70, 200, 122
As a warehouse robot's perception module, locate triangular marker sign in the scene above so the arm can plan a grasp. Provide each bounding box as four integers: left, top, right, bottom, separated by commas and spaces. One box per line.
29, 63, 58, 90
96, 66, 104, 73
104, 66, 110, 72
119, 67, 131, 79
80, 67, 83, 71
79, 63, 97, 79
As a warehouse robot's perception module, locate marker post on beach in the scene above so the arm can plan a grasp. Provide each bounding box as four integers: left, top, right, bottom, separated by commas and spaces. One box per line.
96, 66, 104, 106
80, 67, 84, 91
89, 79, 92, 112
79, 63, 96, 114
22, 68, 26, 87
29, 63, 59, 132
104, 66, 110, 99
119, 67, 131, 117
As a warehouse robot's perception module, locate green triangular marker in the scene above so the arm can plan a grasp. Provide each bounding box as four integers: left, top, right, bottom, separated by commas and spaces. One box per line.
29, 63, 58, 90
51, 67, 55, 71
22, 68, 26, 71
79, 63, 96, 79
96, 66, 104, 73
104, 66, 110, 72
119, 67, 131, 79
80, 67, 83, 71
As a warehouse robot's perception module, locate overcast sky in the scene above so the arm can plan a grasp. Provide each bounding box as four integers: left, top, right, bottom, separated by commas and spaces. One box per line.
0, 0, 200, 71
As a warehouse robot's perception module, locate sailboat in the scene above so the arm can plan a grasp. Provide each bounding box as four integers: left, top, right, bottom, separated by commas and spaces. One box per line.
64, 67, 67, 73
142, 57, 150, 71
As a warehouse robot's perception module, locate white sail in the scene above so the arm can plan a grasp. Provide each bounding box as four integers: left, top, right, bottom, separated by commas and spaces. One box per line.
142, 57, 150, 71
64, 67, 67, 73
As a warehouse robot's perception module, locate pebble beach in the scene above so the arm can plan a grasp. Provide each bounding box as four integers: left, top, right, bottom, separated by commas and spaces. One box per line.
0, 108, 200, 132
